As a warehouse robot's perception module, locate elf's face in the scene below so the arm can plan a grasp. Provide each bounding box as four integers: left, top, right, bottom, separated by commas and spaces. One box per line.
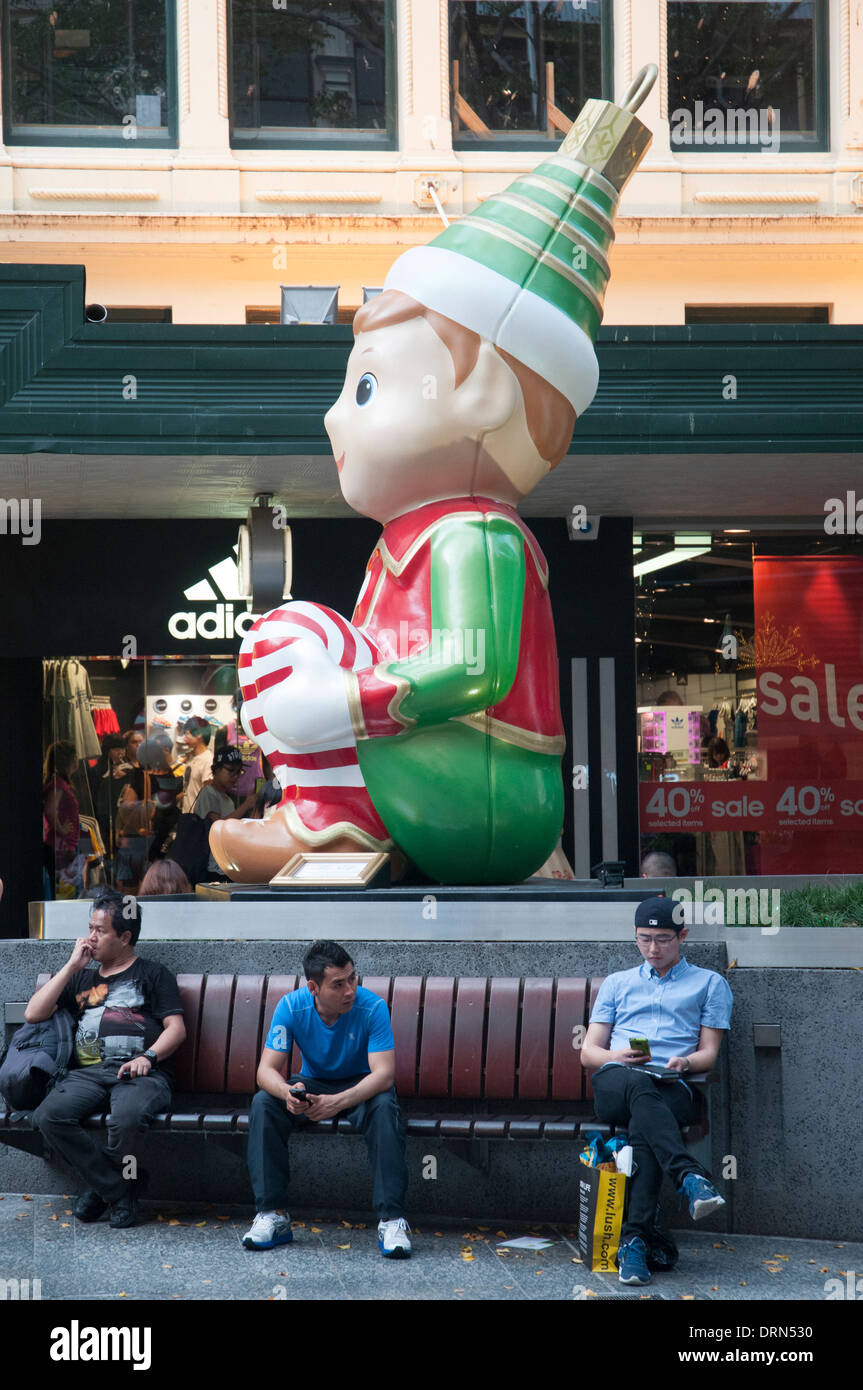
325, 316, 527, 524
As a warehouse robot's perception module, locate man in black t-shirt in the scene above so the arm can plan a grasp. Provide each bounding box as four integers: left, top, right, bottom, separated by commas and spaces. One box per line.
29, 891, 185, 1229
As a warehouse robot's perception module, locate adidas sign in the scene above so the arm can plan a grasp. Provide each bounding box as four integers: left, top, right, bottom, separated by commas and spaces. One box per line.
168, 552, 264, 641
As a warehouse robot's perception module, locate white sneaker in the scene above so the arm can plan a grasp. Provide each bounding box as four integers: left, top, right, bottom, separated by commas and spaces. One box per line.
242, 1210, 294, 1250
378, 1217, 412, 1259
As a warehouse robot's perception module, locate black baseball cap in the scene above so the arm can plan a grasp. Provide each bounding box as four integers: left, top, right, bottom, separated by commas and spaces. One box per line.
212, 746, 243, 772
634, 896, 683, 931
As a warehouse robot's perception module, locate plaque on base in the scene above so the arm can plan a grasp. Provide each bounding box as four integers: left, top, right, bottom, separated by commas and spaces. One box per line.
269, 851, 391, 889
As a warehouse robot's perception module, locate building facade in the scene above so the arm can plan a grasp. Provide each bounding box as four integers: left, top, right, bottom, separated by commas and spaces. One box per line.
1, 1, 862, 931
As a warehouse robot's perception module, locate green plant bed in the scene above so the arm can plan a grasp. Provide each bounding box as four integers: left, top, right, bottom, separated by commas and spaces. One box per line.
778, 882, 863, 927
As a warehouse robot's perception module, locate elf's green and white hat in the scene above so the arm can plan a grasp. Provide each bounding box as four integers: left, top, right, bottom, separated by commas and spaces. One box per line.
384, 66, 657, 418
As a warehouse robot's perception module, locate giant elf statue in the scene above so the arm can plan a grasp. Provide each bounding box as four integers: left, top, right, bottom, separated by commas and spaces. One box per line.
211, 67, 657, 886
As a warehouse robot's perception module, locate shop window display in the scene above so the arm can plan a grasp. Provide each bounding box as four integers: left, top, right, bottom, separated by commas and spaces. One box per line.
40, 656, 267, 898
636, 533, 863, 880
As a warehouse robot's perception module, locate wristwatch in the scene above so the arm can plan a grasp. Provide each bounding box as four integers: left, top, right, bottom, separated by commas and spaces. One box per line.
682, 1058, 691, 1073
142, 1049, 158, 1063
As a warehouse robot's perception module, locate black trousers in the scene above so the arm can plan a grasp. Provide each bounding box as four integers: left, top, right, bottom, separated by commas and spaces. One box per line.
247, 1075, 408, 1220
591, 1066, 707, 1243
33, 1063, 172, 1203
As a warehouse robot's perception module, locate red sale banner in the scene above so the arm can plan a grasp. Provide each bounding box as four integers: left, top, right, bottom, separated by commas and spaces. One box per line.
640, 780, 863, 834
753, 556, 863, 873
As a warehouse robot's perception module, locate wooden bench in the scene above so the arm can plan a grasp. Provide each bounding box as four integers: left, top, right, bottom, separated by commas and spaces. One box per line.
0, 973, 714, 1155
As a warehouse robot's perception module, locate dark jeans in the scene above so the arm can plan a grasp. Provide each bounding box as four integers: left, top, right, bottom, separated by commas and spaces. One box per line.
33, 1063, 172, 1203
248, 1075, 408, 1220
591, 1065, 707, 1243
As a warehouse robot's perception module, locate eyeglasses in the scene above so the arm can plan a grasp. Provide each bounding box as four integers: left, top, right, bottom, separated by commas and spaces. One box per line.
635, 933, 677, 945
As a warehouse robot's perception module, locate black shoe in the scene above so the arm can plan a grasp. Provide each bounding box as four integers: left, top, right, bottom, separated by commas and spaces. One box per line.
73, 1190, 108, 1223
108, 1194, 139, 1229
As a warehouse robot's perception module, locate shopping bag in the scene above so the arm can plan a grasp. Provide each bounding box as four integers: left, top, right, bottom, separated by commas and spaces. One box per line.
577, 1153, 627, 1273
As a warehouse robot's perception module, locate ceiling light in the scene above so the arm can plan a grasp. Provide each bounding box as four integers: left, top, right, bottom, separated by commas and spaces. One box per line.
633, 544, 711, 578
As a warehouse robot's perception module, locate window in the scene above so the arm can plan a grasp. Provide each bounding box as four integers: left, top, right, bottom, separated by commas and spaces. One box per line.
2, 0, 176, 146
667, 1, 829, 153
686, 306, 830, 325
229, 0, 395, 148
636, 531, 863, 879
449, 0, 611, 149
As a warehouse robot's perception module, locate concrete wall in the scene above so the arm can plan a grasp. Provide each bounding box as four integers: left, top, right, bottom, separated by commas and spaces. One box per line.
0, 940, 857, 1239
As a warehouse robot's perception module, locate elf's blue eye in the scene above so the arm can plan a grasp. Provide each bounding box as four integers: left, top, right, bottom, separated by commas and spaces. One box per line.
356, 372, 377, 406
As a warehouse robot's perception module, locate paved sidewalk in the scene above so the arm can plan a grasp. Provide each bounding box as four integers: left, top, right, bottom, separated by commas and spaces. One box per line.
0, 1193, 857, 1301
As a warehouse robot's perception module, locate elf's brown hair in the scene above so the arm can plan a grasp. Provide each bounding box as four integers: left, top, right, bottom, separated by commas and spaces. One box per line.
353, 290, 575, 469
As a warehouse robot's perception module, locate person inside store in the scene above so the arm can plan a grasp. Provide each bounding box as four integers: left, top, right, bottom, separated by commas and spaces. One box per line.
88, 733, 139, 862
138, 859, 192, 896
192, 746, 257, 881
704, 737, 730, 769
27, 890, 186, 1230
139, 734, 185, 863
42, 739, 81, 890
640, 850, 678, 878
123, 728, 145, 780
114, 784, 156, 892
243, 939, 411, 1259
180, 717, 214, 813
581, 895, 732, 1286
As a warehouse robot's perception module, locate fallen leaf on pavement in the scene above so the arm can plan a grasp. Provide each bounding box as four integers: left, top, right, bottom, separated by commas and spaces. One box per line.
195, 1221, 206, 1227
337, 1243, 350, 1250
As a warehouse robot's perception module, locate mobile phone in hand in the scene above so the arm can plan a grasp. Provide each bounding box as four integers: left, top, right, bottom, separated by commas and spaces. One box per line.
629, 1036, 652, 1059
290, 1086, 312, 1104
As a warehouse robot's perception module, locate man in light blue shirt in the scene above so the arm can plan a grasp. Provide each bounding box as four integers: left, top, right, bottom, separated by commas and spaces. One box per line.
243, 939, 410, 1258
582, 896, 733, 1286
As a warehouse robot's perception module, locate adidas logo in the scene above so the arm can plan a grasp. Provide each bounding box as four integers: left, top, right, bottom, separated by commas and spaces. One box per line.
168, 550, 263, 641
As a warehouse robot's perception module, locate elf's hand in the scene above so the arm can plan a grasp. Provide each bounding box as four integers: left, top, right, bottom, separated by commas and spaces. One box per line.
259, 637, 354, 749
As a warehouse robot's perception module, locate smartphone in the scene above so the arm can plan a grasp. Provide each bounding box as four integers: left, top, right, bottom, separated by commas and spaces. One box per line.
629, 1036, 652, 1058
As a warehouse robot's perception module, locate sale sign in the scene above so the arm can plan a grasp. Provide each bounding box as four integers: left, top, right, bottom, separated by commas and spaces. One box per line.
753, 556, 863, 873
640, 780, 863, 833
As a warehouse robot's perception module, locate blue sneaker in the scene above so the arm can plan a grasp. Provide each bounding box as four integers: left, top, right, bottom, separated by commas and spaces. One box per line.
617, 1236, 651, 1285
378, 1217, 412, 1258
242, 1211, 294, 1250
680, 1173, 726, 1222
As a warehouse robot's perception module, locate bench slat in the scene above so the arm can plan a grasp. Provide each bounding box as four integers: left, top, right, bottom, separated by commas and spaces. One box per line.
484, 978, 519, 1099
390, 977, 422, 1098
418, 977, 455, 1097
518, 978, 554, 1099
196, 975, 235, 1091
584, 976, 606, 1102
227, 975, 266, 1093
451, 977, 487, 1099
552, 978, 587, 1100
360, 976, 392, 1009
175, 975, 205, 1093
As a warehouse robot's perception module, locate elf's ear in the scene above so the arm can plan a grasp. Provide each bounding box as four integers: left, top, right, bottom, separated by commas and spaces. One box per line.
452, 341, 520, 434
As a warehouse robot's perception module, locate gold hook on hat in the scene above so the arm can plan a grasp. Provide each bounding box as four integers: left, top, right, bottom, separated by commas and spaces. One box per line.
619, 64, 658, 114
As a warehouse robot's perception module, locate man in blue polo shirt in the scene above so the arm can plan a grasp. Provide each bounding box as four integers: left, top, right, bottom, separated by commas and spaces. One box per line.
582, 896, 733, 1286
242, 939, 410, 1258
